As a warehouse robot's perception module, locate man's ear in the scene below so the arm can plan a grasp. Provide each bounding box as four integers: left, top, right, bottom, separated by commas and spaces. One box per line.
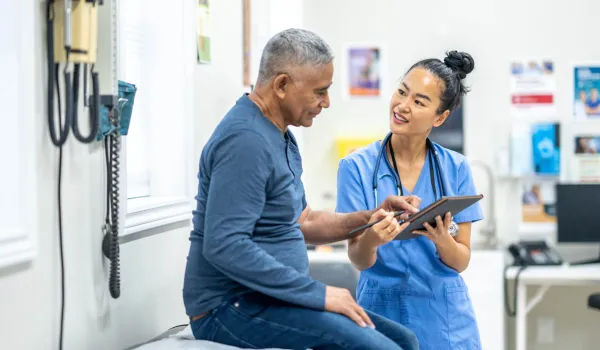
273, 74, 290, 99
433, 110, 450, 127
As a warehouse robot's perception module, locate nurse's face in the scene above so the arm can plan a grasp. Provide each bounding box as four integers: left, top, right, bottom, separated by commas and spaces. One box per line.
389, 67, 450, 136
275, 62, 333, 128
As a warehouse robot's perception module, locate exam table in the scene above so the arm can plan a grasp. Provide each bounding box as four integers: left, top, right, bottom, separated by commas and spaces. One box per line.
128, 251, 357, 350
126, 324, 287, 350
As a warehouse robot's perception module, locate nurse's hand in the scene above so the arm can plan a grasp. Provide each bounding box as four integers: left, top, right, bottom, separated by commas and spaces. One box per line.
413, 212, 453, 244
324, 285, 375, 328
378, 195, 421, 221
363, 209, 410, 247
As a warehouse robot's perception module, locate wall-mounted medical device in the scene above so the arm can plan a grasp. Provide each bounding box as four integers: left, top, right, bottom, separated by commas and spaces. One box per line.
46, 2, 140, 348
46, 0, 103, 146
46, 0, 137, 298
100, 81, 137, 301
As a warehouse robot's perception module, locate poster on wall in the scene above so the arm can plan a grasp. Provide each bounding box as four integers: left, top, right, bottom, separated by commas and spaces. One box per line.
572, 135, 600, 182
343, 45, 382, 99
531, 122, 560, 175
521, 180, 557, 224
509, 59, 556, 118
573, 65, 600, 120
335, 137, 380, 160
197, 0, 211, 64
508, 122, 560, 176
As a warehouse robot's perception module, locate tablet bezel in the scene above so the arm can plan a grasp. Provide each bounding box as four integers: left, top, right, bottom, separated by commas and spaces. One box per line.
393, 194, 484, 241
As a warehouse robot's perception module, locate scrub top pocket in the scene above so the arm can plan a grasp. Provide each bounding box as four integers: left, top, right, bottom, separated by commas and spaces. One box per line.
357, 280, 411, 325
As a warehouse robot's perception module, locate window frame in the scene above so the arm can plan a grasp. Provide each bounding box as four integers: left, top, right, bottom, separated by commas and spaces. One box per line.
116, 0, 195, 237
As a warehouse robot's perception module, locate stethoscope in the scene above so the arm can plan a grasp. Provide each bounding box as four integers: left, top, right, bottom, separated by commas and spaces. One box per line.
372, 132, 459, 236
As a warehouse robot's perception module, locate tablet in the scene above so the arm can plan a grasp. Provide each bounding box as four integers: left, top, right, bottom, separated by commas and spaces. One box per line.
393, 194, 484, 240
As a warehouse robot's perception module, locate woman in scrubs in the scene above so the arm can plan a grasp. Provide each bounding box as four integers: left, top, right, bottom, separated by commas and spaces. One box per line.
336, 51, 484, 349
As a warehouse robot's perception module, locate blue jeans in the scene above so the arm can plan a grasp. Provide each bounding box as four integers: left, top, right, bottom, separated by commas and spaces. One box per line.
191, 292, 419, 350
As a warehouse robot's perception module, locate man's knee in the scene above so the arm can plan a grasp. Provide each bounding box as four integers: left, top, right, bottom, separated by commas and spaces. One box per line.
365, 311, 419, 350
337, 327, 410, 350
401, 330, 419, 350
380, 327, 419, 350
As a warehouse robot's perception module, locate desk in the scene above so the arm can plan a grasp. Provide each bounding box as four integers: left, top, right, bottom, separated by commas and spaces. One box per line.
505, 263, 600, 350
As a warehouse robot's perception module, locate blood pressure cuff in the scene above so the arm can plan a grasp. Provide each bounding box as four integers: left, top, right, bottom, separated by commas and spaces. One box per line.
96, 80, 137, 140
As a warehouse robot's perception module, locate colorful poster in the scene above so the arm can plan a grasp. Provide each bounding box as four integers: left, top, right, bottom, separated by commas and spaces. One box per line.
509, 59, 556, 117
531, 122, 560, 175
521, 181, 557, 224
573, 65, 600, 120
335, 137, 379, 160
572, 136, 600, 182
197, 0, 211, 64
346, 46, 381, 97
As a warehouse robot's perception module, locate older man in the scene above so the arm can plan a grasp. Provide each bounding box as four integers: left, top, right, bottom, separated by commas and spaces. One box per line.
183, 28, 420, 350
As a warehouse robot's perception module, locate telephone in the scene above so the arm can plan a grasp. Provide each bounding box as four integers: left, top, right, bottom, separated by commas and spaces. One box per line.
508, 240, 564, 266
504, 240, 564, 318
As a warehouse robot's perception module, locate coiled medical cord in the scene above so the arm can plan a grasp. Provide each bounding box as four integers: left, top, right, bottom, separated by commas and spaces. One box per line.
103, 109, 121, 299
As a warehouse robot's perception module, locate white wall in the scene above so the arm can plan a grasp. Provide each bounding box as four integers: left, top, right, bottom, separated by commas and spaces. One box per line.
301, 0, 600, 349
249, 0, 305, 153
194, 0, 249, 163
0, 1, 245, 350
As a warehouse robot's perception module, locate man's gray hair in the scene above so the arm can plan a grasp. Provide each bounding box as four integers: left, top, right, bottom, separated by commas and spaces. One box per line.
257, 28, 334, 85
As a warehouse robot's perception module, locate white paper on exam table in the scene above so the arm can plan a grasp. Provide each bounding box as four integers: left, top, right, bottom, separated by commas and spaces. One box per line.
133, 325, 290, 350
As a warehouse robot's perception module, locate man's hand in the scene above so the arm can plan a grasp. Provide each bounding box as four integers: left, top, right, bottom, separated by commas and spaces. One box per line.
377, 195, 421, 221
324, 286, 374, 328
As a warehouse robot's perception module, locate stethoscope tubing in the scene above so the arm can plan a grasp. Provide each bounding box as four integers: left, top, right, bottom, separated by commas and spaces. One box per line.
372, 132, 447, 206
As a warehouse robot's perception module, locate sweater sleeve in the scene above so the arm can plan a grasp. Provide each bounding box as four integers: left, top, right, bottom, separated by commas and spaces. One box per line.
202, 130, 326, 310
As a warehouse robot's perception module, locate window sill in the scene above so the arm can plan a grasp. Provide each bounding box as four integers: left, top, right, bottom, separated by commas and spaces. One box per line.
124, 197, 193, 237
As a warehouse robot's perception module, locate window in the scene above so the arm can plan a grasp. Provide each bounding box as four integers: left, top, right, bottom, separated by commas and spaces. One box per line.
118, 0, 194, 235
0, 0, 36, 268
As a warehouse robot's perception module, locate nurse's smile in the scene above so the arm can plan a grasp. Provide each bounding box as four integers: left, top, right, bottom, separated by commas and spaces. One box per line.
392, 112, 408, 124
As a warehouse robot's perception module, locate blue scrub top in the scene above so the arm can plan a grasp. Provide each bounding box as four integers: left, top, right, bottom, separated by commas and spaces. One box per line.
336, 139, 484, 350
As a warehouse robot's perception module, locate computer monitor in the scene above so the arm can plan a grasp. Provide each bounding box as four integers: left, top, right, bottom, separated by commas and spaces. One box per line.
555, 183, 600, 265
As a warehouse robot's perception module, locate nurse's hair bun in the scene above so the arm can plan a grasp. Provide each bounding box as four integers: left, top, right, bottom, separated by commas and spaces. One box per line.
443, 51, 475, 80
